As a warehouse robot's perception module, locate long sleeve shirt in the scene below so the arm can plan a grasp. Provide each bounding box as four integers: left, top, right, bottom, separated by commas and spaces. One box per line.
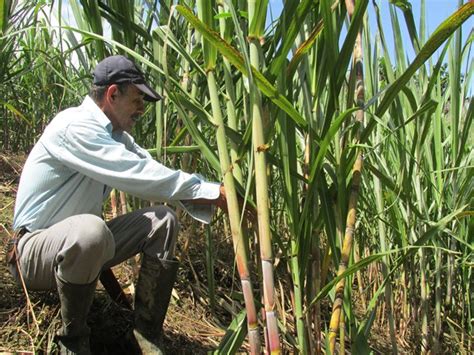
13, 95, 220, 231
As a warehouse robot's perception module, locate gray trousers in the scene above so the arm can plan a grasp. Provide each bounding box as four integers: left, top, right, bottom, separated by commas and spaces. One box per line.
10, 206, 178, 290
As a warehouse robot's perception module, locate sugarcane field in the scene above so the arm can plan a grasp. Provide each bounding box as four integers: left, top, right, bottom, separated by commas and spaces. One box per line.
0, 0, 473, 354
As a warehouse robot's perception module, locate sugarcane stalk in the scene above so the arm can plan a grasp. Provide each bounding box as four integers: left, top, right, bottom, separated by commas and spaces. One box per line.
328, 154, 363, 354
247, 0, 281, 352
433, 248, 441, 354
207, 70, 260, 352
179, 25, 194, 174
276, 65, 307, 352
310, 234, 322, 354
340, 311, 346, 354
289, 220, 306, 353
197, 2, 260, 352
328, 0, 365, 352
374, 136, 398, 354
420, 248, 430, 354
110, 189, 118, 218
218, 1, 244, 185
152, 34, 165, 159
305, 130, 321, 354
414, 110, 430, 353
248, 2, 278, 354
119, 191, 127, 215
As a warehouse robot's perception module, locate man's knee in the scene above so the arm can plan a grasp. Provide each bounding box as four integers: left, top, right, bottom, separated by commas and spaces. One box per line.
56, 214, 115, 284
73, 214, 115, 258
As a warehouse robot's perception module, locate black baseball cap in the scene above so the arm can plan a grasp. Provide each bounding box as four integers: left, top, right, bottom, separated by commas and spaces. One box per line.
93, 55, 162, 102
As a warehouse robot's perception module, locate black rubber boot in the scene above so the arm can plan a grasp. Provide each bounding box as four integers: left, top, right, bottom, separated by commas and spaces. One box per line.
55, 273, 97, 355
133, 255, 179, 355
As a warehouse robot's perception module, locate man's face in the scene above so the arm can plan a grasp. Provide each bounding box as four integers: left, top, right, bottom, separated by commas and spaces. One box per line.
108, 84, 145, 133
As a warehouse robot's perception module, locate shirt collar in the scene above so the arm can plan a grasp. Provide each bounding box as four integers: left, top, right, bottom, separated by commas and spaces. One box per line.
82, 95, 113, 132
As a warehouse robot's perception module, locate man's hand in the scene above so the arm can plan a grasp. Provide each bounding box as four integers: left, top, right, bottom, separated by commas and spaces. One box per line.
190, 184, 257, 225
214, 184, 227, 211
189, 184, 227, 210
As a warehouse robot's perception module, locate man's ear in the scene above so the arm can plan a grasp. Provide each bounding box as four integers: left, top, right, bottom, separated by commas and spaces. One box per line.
106, 84, 120, 102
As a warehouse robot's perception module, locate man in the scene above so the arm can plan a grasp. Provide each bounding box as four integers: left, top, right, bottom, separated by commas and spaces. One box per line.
9, 55, 226, 354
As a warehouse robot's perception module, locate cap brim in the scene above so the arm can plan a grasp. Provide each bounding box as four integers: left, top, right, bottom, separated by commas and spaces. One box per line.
134, 83, 162, 102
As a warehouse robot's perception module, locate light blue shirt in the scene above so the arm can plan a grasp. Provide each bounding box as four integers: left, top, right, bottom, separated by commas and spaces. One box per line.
13, 96, 220, 231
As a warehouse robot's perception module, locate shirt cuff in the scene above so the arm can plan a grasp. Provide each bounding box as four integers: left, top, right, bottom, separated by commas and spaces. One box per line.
195, 180, 221, 200
179, 180, 221, 224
